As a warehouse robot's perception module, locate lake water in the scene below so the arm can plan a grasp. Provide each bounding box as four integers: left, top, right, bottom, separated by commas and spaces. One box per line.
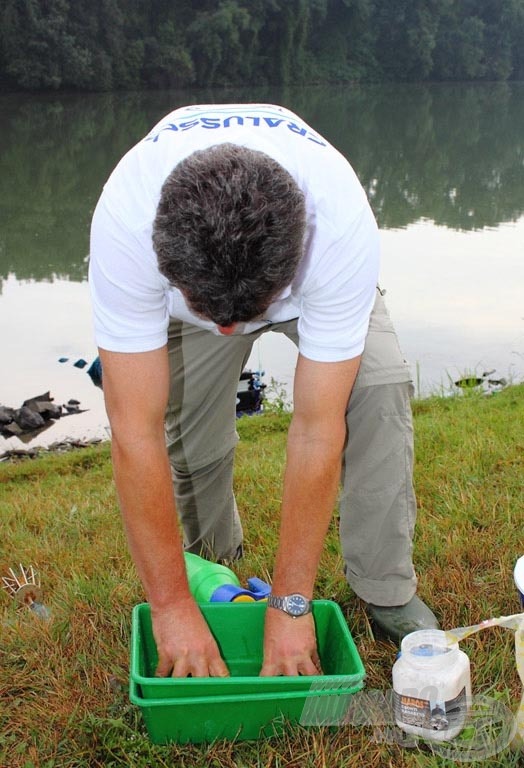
1, 82, 523, 451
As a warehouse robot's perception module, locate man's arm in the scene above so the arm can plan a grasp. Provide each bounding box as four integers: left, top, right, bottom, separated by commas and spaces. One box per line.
99, 346, 228, 677
260, 352, 360, 676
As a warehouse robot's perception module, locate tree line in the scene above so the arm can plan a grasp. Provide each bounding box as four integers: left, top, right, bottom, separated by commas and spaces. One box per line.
1, 0, 523, 92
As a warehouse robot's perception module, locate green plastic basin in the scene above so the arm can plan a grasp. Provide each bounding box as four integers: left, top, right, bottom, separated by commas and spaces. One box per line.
129, 601, 365, 743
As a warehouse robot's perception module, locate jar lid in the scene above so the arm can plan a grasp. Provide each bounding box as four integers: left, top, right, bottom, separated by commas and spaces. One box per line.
514, 555, 524, 596
411, 642, 452, 657
401, 628, 458, 658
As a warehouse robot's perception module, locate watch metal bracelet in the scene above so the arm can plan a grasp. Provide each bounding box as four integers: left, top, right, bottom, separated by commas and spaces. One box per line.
267, 592, 312, 617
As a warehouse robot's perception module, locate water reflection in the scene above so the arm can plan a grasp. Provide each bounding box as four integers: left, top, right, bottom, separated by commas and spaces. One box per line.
312, 82, 524, 231
1, 82, 523, 285
1, 83, 523, 449
380, 219, 524, 395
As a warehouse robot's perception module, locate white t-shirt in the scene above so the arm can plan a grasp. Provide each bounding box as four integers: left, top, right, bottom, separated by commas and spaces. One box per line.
89, 103, 379, 362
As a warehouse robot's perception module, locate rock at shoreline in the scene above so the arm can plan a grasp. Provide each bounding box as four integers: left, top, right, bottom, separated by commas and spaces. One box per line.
17, 406, 46, 430
0, 436, 104, 462
0, 406, 16, 426
23, 392, 63, 420
0, 392, 88, 439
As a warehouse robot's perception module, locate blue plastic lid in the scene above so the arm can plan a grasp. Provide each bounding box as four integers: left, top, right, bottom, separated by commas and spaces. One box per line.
411, 643, 451, 657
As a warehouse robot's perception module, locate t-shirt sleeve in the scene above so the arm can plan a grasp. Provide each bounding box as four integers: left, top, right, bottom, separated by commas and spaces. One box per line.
88, 195, 170, 353
297, 202, 380, 363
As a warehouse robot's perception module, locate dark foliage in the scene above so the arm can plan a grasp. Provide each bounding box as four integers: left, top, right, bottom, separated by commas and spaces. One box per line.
1, 1, 523, 93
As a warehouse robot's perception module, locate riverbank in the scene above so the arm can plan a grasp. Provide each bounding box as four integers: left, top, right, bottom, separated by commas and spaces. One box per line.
1, 384, 523, 767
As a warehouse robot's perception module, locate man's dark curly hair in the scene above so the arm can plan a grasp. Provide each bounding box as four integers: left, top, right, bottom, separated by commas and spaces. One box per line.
152, 143, 306, 326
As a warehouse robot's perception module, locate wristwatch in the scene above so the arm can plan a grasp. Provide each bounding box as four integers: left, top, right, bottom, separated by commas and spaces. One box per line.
267, 592, 312, 618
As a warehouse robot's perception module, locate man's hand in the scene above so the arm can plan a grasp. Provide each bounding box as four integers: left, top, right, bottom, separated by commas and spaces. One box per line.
153, 598, 229, 678
260, 608, 322, 676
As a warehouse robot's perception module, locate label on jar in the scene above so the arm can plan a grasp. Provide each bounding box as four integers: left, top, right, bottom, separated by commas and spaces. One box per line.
393, 687, 467, 731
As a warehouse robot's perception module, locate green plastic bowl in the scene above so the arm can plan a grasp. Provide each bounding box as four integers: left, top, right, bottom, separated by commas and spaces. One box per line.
130, 601, 365, 743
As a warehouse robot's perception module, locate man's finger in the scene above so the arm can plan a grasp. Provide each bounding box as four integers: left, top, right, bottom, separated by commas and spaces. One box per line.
261, 654, 323, 677
155, 656, 173, 678
187, 657, 209, 678
259, 661, 280, 677
171, 657, 190, 678
209, 658, 230, 677
159, 652, 230, 678
297, 657, 322, 676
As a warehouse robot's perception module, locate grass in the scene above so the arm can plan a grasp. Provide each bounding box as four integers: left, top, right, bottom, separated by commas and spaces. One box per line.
1, 385, 524, 767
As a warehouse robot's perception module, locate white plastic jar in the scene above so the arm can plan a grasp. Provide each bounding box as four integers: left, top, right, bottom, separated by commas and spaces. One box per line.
392, 629, 471, 741
514, 555, 524, 606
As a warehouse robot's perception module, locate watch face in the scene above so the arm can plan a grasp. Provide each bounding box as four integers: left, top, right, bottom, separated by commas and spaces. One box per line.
286, 594, 308, 616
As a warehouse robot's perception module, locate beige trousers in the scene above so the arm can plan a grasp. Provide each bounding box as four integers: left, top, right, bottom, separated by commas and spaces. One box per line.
165, 288, 417, 606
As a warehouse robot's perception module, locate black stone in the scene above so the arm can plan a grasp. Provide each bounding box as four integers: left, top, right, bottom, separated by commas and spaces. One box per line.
0, 406, 16, 425
16, 406, 46, 430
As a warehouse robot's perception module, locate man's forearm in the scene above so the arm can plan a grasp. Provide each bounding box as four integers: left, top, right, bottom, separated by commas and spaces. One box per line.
111, 434, 190, 609
271, 413, 346, 596
111, 430, 230, 678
